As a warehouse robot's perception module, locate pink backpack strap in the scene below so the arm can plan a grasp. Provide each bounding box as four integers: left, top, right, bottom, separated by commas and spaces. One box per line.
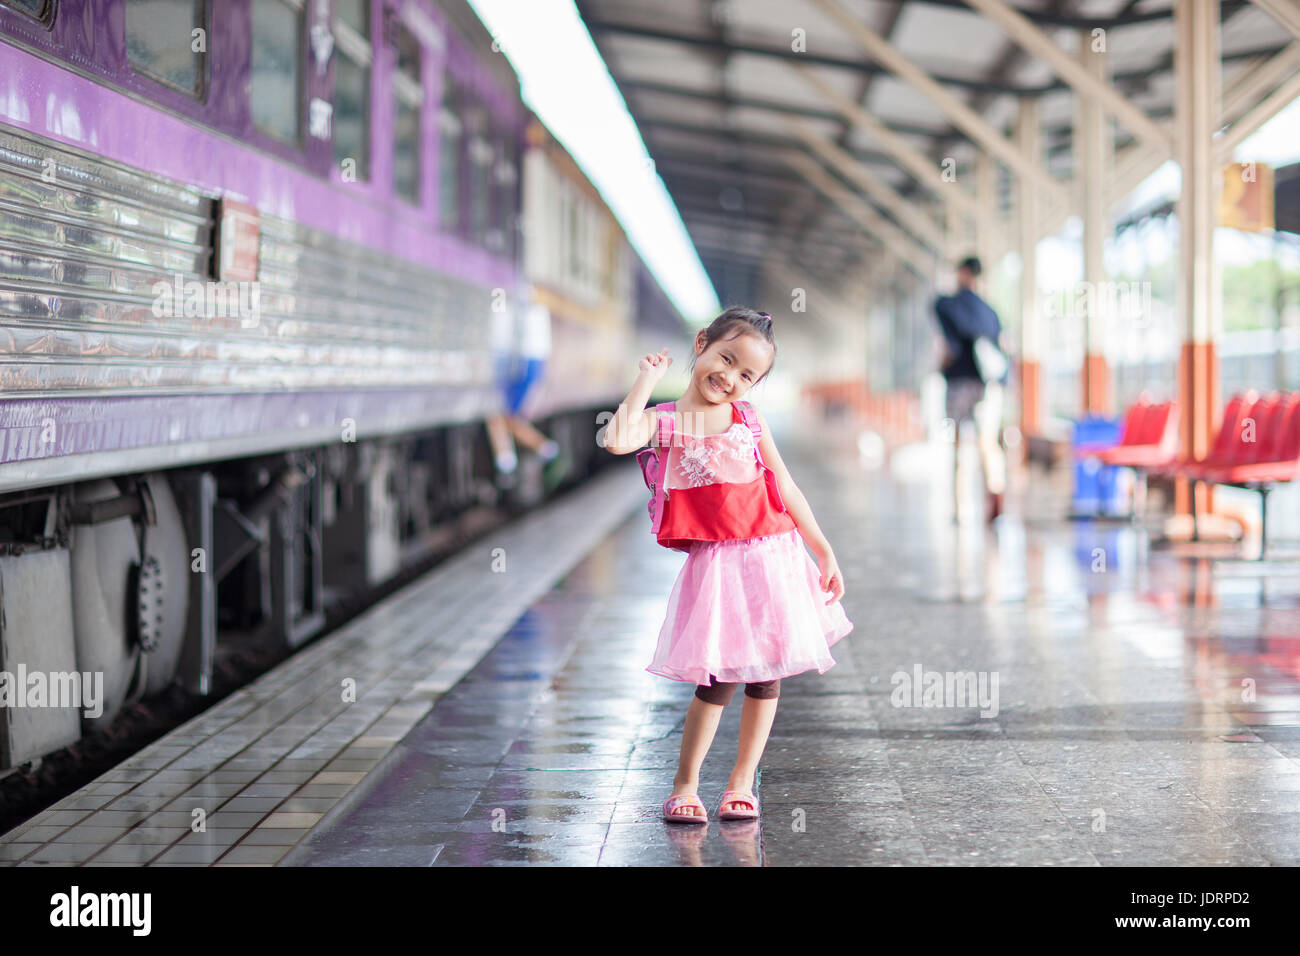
734, 400, 765, 465
654, 401, 676, 449
735, 400, 787, 514
649, 402, 674, 534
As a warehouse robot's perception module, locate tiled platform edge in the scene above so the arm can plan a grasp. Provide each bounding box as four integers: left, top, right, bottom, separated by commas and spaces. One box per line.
0, 464, 645, 866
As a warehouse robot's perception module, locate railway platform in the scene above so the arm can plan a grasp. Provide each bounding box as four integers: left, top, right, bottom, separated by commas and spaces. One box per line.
0, 455, 645, 866
4, 411, 1300, 866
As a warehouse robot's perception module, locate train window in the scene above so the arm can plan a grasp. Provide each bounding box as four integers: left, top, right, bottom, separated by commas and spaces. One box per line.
393, 23, 421, 205
125, 0, 205, 96
0, 0, 54, 23
467, 105, 492, 242
491, 130, 517, 255
333, 0, 371, 181
568, 192, 581, 281
251, 0, 304, 143
439, 76, 462, 229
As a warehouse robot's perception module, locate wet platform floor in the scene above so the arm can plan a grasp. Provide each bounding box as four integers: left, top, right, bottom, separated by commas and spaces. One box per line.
287, 422, 1300, 866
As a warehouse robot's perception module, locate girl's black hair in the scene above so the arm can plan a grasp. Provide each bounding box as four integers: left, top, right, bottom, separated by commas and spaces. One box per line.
687, 305, 777, 384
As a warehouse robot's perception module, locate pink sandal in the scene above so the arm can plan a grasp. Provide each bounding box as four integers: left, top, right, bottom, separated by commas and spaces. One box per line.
662, 793, 708, 824
718, 790, 759, 821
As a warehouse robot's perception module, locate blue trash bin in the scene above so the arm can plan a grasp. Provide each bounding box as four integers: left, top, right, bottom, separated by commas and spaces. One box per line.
1071, 415, 1123, 516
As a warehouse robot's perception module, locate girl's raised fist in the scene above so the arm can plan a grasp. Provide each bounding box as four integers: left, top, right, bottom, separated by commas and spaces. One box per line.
639, 348, 672, 381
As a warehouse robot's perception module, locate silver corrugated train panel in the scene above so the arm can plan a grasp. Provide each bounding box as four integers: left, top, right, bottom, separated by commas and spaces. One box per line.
0, 123, 496, 397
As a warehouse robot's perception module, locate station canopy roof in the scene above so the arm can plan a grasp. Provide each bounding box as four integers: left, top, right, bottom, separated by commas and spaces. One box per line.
574, 0, 1292, 304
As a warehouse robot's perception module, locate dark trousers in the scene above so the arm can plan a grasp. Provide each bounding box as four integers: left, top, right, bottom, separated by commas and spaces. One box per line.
694, 677, 781, 706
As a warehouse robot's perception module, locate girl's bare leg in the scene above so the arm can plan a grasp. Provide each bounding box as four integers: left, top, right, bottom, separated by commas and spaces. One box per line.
668, 697, 726, 818
723, 696, 779, 814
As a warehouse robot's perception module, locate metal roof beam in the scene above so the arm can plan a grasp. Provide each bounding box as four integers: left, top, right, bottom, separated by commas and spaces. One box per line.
1222, 42, 1300, 114
877, 0, 1250, 29
786, 1, 905, 293
684, 224, 777, 251
1215, 66, 1300, 159
759, 250, 878, 313
637, 114, 901, 167
640, 131, 801, 169
655, 159, 818, 191
582, 18, 1022, 93
892, 42, 1284, 156
583, 14, 1265, 96
792, 121, 949, 254
674, 202, 789, 225
667, 190, 819, 221
684, 216, 875, 256
795, 64, 980, 217
964, 0, 1174, 156
616, 77, 946, 140
763, 262, 871, 329
662, 164, 815, 194
808, 0, 1070, 209
1249, 0, 1300, 40
782, 150, 935, 278
1067, 39, 1300, 230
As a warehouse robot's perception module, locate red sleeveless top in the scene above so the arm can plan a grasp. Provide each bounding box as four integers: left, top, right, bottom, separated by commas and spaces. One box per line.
652, 400, 795, 552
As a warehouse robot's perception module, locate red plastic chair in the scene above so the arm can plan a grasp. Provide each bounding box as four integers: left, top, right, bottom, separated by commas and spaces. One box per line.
1169, 391, 1255, 480
1237, 392, 1292, 467
1201, 392, 1300, 558
1074, 398, 1150, 464
1213, 396, 1300, 484
1199, 393, 1277, 473
1100, 401, 1179, 468
1155, 392, 1254, 542
1118, 399, 1152, 446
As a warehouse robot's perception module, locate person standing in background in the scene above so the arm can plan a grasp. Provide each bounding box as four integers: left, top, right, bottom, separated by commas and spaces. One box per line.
934, 256, 1007, 523
486, 296, 569, 491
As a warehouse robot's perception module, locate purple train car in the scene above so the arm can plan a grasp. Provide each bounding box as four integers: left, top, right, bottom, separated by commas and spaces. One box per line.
0, 0, 673, 772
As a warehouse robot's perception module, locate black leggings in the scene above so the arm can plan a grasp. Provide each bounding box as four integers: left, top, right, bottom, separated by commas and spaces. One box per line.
694, 676, 781, 706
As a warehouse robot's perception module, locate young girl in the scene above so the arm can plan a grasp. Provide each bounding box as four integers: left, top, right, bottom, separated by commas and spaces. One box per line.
603, 306, 852, 824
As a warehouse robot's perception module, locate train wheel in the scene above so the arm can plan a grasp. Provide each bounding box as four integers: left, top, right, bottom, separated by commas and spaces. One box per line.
68, 480, 137, 729
139, 474, 190, 697
68, 475, 191, 727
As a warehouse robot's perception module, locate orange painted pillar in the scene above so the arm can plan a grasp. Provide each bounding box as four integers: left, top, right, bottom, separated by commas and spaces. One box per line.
1016, 97, 1042, 438
1078, 31, 1113, 418
1175, 342, 1220, 514
1020, 359, 1042, 436
1174, 0, 1223, 521
1082, 353, 1112, 416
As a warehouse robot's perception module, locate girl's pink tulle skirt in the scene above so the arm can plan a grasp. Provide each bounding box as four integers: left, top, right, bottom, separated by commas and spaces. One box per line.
646, 528, 853, 685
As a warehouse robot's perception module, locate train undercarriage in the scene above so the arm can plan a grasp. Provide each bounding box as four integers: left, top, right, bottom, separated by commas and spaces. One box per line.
0, 407, 605, 786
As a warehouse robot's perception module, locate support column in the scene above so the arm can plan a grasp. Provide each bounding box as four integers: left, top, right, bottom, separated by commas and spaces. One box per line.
1078, 30, 1112, 416
977, 151, 1000, 270
943, 199, 963, 264
1016, 97, 1043, 437
1175, 0, 1223, 518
